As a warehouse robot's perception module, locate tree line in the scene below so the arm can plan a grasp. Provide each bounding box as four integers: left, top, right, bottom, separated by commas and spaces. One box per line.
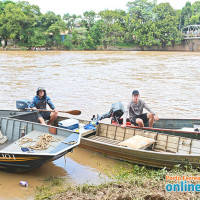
0, 0, 200, 50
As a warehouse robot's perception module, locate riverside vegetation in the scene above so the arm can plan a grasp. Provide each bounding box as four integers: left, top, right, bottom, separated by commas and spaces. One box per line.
35, 163, 200, 200
0, 0, 200, 50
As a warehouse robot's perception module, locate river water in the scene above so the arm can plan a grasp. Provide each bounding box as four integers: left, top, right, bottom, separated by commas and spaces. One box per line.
0, 51, 200, 199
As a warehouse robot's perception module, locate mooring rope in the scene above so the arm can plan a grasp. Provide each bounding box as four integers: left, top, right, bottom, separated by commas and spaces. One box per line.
18, 134, 60, 150
18, 137, 33, 147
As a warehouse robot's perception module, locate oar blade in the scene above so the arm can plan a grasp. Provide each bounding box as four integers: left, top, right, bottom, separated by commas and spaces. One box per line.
65, 110, 81, 115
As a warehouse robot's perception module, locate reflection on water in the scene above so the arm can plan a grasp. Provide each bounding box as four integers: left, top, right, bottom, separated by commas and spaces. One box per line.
53, 147, 111, 185
0, 161, 66, 200
0, 51, 200, 199
0, 147, 116, 200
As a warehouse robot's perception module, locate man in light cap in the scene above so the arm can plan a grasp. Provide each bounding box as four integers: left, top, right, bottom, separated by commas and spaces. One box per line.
122, 90, 159, 128
30, 87, 58, 125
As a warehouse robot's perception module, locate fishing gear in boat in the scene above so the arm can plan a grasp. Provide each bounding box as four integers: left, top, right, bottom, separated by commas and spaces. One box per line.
18, 134, 60, 150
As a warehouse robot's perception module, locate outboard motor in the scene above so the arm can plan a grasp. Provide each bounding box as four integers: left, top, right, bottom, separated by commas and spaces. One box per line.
16, 99, 32, 110
92, 102, 125, 124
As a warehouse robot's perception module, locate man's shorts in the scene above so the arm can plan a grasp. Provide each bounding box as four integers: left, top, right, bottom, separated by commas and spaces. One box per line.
130, 113, 148, 126
38, 111, 51, 120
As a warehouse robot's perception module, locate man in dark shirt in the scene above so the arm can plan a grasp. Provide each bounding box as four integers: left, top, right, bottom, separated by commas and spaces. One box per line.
122, 90, 159, 128
30, 87, 58, 125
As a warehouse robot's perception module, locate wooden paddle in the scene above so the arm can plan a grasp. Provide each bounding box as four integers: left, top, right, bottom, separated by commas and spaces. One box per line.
26, 108, 81, 115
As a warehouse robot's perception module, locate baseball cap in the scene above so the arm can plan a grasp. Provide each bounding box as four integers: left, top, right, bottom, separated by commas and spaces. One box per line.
132, 90, 139, 95
37, 87, 45, 91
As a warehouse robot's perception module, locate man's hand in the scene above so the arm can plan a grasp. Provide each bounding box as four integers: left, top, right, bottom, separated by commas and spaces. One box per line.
121, 123, 127, 128
154, 115, 159, 121
54, 108, 58, 114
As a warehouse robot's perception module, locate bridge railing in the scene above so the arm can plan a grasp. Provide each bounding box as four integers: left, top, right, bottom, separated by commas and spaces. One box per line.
182, 25, 200, 39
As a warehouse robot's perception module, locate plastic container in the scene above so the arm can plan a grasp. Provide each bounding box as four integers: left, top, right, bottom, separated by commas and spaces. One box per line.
91, 121, 99, 126
58, 119, 79, 130
20, 181, 28, 187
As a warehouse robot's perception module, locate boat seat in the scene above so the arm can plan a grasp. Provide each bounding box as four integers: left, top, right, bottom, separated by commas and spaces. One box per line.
118, 135, 156, 150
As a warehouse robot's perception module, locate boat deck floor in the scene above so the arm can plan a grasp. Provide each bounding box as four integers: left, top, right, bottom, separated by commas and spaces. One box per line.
88, 135, 123, 145
0, 140, 13, 151
1, 131, 67, 154
87, 135, 171, 153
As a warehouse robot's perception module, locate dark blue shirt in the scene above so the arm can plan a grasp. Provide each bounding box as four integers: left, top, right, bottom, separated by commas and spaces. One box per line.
30, 96, 55, 110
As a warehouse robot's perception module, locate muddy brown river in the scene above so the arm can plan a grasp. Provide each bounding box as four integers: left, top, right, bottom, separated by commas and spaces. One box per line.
0, 51, 200, 199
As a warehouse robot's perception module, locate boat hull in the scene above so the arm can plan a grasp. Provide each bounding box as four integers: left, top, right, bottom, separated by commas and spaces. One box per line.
0, 113, 81, 173
80, 137, 200, 169
0, 153, 53, 172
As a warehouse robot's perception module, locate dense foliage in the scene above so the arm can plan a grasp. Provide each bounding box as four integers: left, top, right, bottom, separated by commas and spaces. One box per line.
0, 0, 199, 50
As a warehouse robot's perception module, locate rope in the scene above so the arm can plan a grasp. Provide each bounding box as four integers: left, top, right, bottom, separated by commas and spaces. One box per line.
62, 141, 77, 145
18, 137, 33, 147
18, 134, 60, 150
29, 134, 60, 150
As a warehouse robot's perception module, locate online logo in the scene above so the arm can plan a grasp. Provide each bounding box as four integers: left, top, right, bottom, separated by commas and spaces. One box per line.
166, 175, 200, 192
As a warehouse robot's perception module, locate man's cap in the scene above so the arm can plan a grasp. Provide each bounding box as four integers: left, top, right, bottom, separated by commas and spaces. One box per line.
37, 87, 45, 91
132, 90, 139, 95
37, 87, 46, 96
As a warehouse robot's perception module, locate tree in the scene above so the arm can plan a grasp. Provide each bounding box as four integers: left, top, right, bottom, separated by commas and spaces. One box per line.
18, 1, 41, 18
0, 2, 28, 45
47, 20, 66, 46
189, 1, 200, 25
71, 27, 95, 50
0, 0, 15, 14
98, 9, 127, 45
89, 19, 105, 45
126, 0, 156, 22
134, 20, 160, 48
63, 13, 81, 32
134, 2, 182, 48
30, 30, 47, 47
82, 10, 96, 30
48, 20, 66, 35
63, 35, 72, 50
17, 1, 42, 45
181, 2, 192, 26
191, 1, 200, 15
153, 3, 182, 47
40, 11, 62, 31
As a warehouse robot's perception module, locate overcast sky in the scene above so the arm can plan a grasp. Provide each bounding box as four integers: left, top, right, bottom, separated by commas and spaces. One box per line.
24, 0, 197, 16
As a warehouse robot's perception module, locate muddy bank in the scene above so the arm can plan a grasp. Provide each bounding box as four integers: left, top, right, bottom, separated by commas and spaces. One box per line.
97, 39, 200, 52
1, 38, 200, 52
35, 164, 200, 200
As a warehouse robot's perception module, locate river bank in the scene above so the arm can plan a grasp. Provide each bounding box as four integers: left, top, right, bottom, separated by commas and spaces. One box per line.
34, 164, 200, 200
1, 39, 200, 52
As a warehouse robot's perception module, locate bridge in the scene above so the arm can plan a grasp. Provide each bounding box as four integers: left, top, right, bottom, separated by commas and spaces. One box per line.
182, 25, 200, 39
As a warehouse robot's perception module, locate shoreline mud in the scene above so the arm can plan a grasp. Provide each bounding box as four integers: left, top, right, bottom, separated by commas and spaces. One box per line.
34, 164, 200, 200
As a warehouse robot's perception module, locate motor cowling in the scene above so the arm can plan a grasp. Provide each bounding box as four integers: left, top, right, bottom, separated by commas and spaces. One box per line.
16, 99, 31, 110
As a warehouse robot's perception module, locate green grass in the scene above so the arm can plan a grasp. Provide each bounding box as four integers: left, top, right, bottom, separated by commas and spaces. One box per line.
35, 176, 65, 200
34, 163, 200, 200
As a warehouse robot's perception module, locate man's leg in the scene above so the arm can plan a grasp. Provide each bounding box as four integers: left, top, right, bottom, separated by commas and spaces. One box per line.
135, 118, 144, 127
48, 111, 58, 125
38, 117, 46, 125
147, 113, 154, 128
